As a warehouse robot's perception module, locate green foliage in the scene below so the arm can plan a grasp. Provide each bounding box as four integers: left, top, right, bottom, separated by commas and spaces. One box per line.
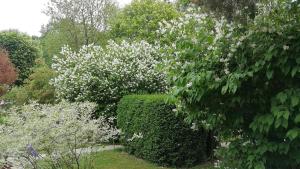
117, 94, 210, 167
3, 59, 56, 105
0, 31, 39, 84
161, 0, 300, 168
178, 0, 258, 22
109, 0, 180, 43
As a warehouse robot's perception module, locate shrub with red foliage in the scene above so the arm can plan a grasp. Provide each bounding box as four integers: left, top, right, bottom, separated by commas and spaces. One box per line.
0, 49, 17, 85
0, 49, 18, 96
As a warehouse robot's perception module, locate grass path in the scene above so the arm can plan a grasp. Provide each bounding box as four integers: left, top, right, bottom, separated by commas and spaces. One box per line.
89, 150, 214, 169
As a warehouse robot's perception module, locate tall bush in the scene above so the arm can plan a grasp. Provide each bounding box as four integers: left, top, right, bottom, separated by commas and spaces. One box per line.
117, 95, 210, 167
159, 1, 300, 168
52, 40, 167, 117
0, 31, 39, 84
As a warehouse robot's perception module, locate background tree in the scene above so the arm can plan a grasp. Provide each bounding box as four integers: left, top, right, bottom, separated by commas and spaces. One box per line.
44, 0, 117, 46
40, 19, 110, 65
0, 31, 39, 84
178, 0, 258, 22
109, 0, 180, 43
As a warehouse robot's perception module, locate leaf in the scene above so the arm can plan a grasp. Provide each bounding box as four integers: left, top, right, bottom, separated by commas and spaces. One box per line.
277, 92, 287, 103
295, 114, 300, 123
291, 96, 299, 107
291, 67, 298, 77
255, 162, 266, 169
221, 84, 228, 95
266, 70, 273, 79
275, 119, 281, 128
286, 128, 300, 140
283, 110, 290, 120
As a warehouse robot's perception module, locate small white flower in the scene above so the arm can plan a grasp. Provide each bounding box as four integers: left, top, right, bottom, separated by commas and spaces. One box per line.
186, 82, 193, 88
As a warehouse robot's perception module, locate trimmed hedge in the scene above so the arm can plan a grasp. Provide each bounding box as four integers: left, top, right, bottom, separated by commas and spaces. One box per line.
117, 94, 210, 167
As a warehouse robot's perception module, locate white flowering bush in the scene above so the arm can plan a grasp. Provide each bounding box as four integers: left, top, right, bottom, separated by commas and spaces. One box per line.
52, 40, 167, 117
0, 102, 118, 169
159, 1, 300, 169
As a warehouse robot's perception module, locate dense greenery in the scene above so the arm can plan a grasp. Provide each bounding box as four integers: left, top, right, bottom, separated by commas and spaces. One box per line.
178, 0, 258, 22
109, 0, 179, 43
160, 1, 300, 168
117, 95, 210, 167
2, 59, 56, 105
0, 31, 39, 84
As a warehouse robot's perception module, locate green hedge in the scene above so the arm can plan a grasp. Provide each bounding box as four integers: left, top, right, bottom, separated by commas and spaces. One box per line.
117, 94, 210, 167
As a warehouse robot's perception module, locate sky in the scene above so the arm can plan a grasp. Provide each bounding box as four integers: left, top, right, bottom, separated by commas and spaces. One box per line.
0, 0, 132, 36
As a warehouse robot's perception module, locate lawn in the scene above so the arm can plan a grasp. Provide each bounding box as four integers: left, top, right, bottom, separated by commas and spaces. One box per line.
87, 150, 214, 169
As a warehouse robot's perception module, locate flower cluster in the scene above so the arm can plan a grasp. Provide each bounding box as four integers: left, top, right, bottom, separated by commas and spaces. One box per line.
52, 40, 167, 111
0, 101, 118, 168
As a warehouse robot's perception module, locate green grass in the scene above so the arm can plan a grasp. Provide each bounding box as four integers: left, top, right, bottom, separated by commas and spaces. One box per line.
86, 150, 213, 169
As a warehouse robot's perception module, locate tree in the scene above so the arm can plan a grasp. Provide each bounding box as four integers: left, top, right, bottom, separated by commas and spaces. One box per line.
0, 31, 39, 84
44, 0, 117, 46
160, 1, 300, 168
40, 19, 110, 65
109, 0, 180, 43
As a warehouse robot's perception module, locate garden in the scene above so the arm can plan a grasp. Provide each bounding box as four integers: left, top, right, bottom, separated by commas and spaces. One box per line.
0, 0, 300, 169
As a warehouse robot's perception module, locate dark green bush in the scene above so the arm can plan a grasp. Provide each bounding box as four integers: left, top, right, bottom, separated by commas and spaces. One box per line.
0, 31, 39, 84
117, 94, 210, 167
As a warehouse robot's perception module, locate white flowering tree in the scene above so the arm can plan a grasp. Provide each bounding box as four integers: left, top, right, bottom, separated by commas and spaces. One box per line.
0, 102, 118, 169
158, 1, 300, 168
52, 40, 167, 117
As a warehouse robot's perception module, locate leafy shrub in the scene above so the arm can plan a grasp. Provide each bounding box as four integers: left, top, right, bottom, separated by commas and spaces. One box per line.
0, 101, 118, 169
117, 94, 210, 167
109, 0, 179, 43
0, 49, 17, 85
0, 49, 18, 96
159, 1, 300, 169
0, 31, 39, 84
2, 59, 56, 105
52, 40, 167, 117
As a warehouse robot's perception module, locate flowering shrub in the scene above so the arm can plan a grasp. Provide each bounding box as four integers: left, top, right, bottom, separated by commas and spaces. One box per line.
0, 102, 118, 169
52, 40, 167, 117
159, 1, 300, 169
